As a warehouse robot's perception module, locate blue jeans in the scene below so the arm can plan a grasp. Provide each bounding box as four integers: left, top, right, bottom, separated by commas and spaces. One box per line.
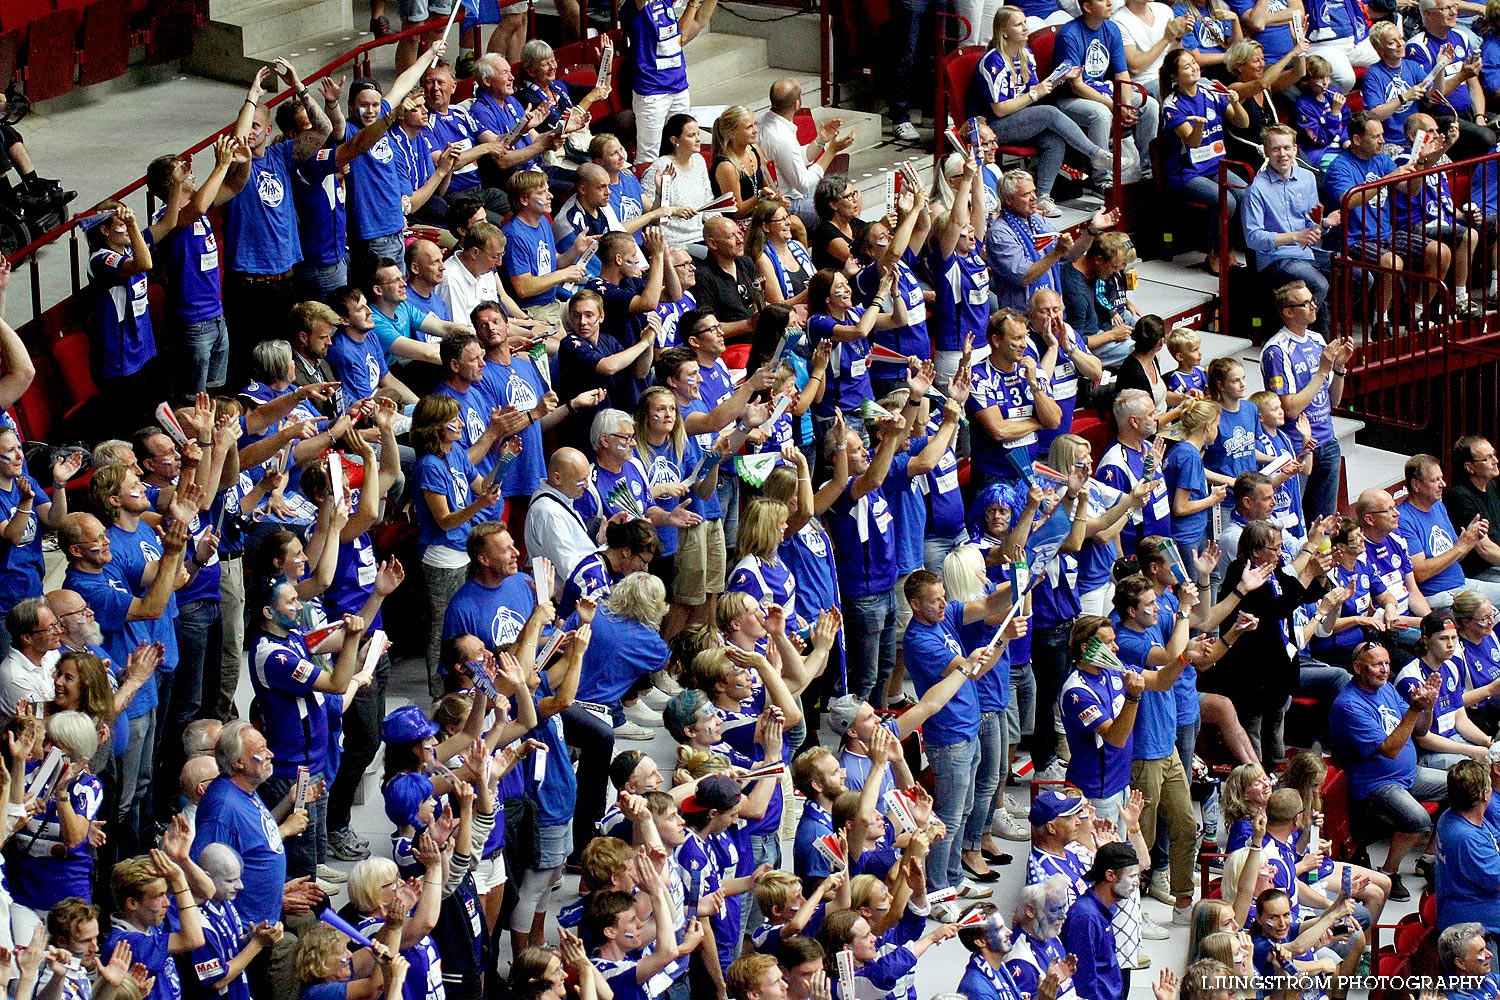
1303, 438, 1343, 521
716, 473, 740, 552
989, 105, 1103, 198
117, 710, 156, 858
260, 772, 327, 879
1298, 657, 1352, 701
965, 711, 1009, 850
888, 0, 940, 124
1007, 657, 1036, 744
295, 257, 349, 300
926, 737, 979, 890
845, 591, 897, 703
923, 531, 968, 575
1362, 767, 1447, 834
352, 232, 407, 287
561, 704, 615, 859
180, 316, 229, 392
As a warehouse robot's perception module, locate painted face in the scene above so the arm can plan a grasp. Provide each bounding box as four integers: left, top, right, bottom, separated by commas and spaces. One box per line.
1113, 865, 1140, 900
209, 858, 245, 902
849, 918, 879, 962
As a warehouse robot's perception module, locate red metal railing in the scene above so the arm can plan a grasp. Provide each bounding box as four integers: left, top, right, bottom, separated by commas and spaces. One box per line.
1330, 148, 1500, 442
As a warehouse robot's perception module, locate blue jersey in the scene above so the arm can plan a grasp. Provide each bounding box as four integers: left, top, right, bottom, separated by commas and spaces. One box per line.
1097, 440, 1171, 558
190, 899, 252, 1000
828, 483, 897, 599
481, 356, 548, 498
809, 310, 873, 417
919, 446, 966, 539
967, 358, 1044, 479
1116, 623, 1177, 760
559, 551, 619, 621
425, 106, 486, 192
1055, 18, 1129, 97
4, 772, 103, 911
885, 442, 929, 576
636, 437, 701, 556
1258, 427, 1306, 530
390, 126, 439, 195
226, 142, 301, 273
1359, 59, 1424, 144
852, 252, 931, 361
1330, 680, 1417, 799
525, 675, 577, 824
1437, 809, 1500, 934
1027, 325, 1092, 454
106, 916, 180, 1000
469, 92, 534, 155
292, 147, 346, 268
152, 211, 222, 324
576, 608, 670, 706
727, 554, 797, 629
627, 0, 689, 96
89, 246, 156, 378
970, 46, 1039, 118
249, 629, 330, 778
1163, 439, 1211, 553
1295, 91, 1351, 164
1365, 531, 1416, 614
575, 458, 652, 525
1262, 328, 1335, 449
1162, 86, 1233, 186
1325, 150, 1397, 245
930, 246, 989, 353
780, 520, 840, 616
1394, 657, 1467, 740
1397, 499, 1466, 594
1407, 27, 1479, 113
1061, 667, 1132, 798
432, 378, 504, 506
344, 114, 406, 240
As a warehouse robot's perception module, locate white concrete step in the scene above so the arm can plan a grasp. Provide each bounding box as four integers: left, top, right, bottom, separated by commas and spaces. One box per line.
683, 30, 771, 94
1343, 441, 1410, 499
187, 0, 354, 83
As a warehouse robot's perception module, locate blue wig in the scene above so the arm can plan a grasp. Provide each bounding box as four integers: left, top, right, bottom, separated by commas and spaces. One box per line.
968, 479, 1032, 541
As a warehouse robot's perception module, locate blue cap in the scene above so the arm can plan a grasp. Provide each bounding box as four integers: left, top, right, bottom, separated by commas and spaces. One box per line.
1029, 790, 1085, 827
383, 772, 435, 829
382, 705, 439, 744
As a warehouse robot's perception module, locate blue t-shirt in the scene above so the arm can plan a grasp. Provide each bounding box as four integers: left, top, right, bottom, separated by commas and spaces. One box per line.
107, 521, 179, 672
481, 356, 548, 499
1205, 401, 1262, 485
524, 674, 577, 825
414, 449, 480, 554
226, 142, 301, 274
808, 310, 873, 416
432, 377, 505, 505
425, 106, 486, 192
1055, 18, 1128, 97
344, 114, 406, 241
576, 608, 670, 706
1116, 623, 1178, 760
324, 531, 381, 630
1163, 440, 1210, 553
61, 564, 157, 717
1437, 809, 1500, 934
1176, 1, 1235, 54
292, 147, 346, 268
105, 916, 180, 1000
1227, 0, 1296, 60
191, 777, 286, 925
1062, 891, 1122, 1000
903, 600, 980, 747
1397, 498, 1466, 595
921, 447, 967, 540
326, 328, 389, 406
609, 171, 646, 235
1259, 427, 1306, 530
502, 215, 561, 309
627, 0, 689, 96
0, 474, 45, 610
793, 801, 834, 881
1162, 86, 1232, 187
442, 573, 537, 650
886, 442, 929, 576
1329, 681, 1417, 799
1324, 150, 1397, 245
637, 437, 702, 557
371, 301, 431, 362
1262, 328, 1335, 449
153, 211, 223, 324
1359, 59, 1425, 144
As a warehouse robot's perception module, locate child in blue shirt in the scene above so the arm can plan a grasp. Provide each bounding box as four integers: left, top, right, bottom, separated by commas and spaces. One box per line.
1295, 55, 1351, 169
1164, 328, 1207, 397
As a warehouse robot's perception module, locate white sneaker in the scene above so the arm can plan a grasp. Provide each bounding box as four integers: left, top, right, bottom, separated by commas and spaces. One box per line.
613, 720, 656, 741
649, 669, 682, 697
957, 881, 994, 900
893, 121, 920, 142
992, 813, 1031, 842
1172, 903, 1194, 926
1147, 870, 1175, 906
638, 686, 670, 711
316, 880, 343, 897
1004, 794, 1029, 819
1090, 147, 1115, 186
930, 901, 961, 924
316, 864, 348, 884
624, 702, 664, 726
1140, 913, 1171, 940
1035, 760, 1068, 783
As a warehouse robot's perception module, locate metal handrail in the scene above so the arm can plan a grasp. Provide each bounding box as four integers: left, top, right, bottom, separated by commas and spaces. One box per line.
4, 1, 536, 321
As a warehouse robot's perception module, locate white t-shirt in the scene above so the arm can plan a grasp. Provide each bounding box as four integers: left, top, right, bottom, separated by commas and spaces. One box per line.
1113, 2, 1176, 86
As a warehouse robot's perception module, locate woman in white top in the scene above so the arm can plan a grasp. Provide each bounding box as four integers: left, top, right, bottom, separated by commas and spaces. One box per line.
642, 113, 713, 248
1114, 0, 1193, 98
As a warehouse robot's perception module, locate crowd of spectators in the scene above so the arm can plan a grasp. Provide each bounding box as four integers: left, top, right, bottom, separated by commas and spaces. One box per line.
11, 1, 1500, 1000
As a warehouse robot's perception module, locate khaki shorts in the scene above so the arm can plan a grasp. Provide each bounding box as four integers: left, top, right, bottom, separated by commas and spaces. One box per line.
524, 301, 566, 326
674, 518, 726, 605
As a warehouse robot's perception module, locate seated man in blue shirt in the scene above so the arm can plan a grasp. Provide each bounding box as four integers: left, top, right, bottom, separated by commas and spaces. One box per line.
367, 257, 472, 367
1241, 125, 1339, 324
1438, 923, 1500, 1000
1398, 454, 1500, 608
1328, 641, 1444, 901
1436, 759, 1500, 941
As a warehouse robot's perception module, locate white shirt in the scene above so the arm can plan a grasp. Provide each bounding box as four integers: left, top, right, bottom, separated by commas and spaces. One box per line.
642, 154, 713, 247
437, 254, 501, 329
0, 647, 58, 727
1113, 2, 1176, 86
525, 482, 597, 580
756, 109, 823, 200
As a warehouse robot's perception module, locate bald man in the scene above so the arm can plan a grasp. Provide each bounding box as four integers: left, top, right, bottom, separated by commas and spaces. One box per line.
757, 77, 854, 231
554, 163, 624, 257
180, 756, 221, 830
526, 448, 597, 581
693, 216, 759, 339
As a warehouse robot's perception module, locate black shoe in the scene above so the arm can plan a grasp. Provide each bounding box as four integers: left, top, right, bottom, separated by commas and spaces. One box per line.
370, 15, 391, 36
981, 848, 1014, 866
961, 860, 1001, 883
1414, 857, 1434, 880
1386, 873, 1409, 901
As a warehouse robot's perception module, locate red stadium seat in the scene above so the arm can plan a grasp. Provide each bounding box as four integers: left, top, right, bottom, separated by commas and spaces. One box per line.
18, 6, 79, 102
0, 29, 18, 91
48, 327, 99, 421
70, 0, 130, 87
1030, 24, 1059, 78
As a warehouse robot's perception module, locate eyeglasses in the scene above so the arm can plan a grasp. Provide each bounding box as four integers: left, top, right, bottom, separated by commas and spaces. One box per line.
1288, 298, 1316, 308
837, 190, 857, 200
57, 608, 94, 621
606, 432, 637, 442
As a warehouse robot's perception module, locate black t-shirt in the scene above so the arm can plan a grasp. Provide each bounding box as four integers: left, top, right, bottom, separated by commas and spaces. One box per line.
1446, 478, 1500, 577
585, 274, 647, 344
812, 219, 858, 272
693, 255, 759, 324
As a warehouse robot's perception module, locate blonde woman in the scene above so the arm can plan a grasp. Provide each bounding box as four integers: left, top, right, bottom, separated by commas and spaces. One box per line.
634, 386, 715, 617
1163, 398, 1228, 559
748, 201, 814, 304
296, 922, 409, 1000
1225, 37, 1311, 161
711, 105, 787, 220
346, 856, 442, 994
728, 499, 801, 633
